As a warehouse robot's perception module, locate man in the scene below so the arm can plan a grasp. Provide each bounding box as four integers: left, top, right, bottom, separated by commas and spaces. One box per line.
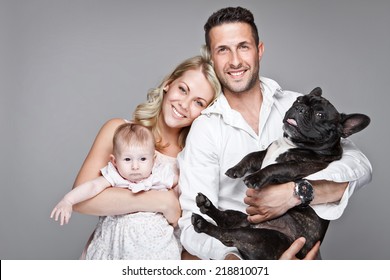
178, 7, 372, 260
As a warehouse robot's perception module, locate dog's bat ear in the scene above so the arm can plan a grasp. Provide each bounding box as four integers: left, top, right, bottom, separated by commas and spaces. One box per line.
340, 113, 371, 137
309, 87, 322, 96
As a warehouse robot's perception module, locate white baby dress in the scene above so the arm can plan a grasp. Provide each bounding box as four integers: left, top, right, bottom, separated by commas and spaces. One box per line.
85, 152, 181, 260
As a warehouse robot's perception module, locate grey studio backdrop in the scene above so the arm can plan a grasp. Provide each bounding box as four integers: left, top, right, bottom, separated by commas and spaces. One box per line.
1, 0, 389, 260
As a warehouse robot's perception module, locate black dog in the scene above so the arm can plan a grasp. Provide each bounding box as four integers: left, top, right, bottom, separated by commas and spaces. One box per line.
191, 87, 370, 259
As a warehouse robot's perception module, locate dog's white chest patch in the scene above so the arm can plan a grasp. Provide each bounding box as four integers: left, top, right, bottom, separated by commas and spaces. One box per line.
261, 138, 296, 168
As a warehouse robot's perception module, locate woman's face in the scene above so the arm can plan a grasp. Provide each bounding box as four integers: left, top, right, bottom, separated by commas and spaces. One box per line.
161, 68, 215, 129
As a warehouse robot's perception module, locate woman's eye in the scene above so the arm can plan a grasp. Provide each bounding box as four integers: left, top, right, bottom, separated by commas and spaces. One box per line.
179, 86, 187, 94
195, 100, 205, 107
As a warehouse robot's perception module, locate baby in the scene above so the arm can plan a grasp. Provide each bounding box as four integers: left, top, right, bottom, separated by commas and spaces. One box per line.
51, 123, 180, 259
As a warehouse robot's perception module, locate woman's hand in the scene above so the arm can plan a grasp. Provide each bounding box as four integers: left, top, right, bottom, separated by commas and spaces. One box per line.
159, 189, 181, 227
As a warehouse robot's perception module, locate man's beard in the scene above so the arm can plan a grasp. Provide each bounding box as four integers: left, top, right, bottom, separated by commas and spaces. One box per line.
219, 63, 260, 94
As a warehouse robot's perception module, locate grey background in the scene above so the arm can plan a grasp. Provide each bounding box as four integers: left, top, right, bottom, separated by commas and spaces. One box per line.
1, 0, 389, 260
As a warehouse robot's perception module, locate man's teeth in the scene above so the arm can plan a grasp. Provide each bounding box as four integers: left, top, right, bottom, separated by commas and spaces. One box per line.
230, 71, 245, 76
173, 107, 184, 118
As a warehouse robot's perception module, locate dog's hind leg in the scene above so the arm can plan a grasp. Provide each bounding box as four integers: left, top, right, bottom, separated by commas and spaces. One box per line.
191, 213, 291, 259
196, 193, 250, 228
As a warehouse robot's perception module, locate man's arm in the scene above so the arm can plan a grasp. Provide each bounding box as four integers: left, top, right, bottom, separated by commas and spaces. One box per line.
245, 138, 372, 222
178, 118, 240, 260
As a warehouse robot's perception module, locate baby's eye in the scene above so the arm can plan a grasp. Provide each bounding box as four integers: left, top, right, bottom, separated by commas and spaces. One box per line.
140, 157, 147, 161
124, 158, 131, 161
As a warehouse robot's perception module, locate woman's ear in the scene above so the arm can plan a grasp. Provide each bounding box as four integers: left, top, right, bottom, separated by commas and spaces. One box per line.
163, 81, 171, 93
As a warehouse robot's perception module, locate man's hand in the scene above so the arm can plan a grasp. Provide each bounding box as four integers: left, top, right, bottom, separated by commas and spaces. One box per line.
279, 237, 320, 260
244, 182, 300, 223
224, 254, 240, 260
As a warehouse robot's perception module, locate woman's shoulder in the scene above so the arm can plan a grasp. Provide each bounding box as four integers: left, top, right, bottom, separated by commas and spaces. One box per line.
94, 118, 128, 140
100, 118, 128, 131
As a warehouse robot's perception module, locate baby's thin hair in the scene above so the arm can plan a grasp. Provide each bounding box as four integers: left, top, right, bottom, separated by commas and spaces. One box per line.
113, 123, 155, 155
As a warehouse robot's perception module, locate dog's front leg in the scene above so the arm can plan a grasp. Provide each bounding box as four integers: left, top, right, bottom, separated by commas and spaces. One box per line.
225, 150, 267, 179
244, 160, 330, 189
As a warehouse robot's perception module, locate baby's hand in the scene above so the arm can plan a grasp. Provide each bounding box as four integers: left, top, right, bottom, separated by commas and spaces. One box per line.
50, 199, 73, 226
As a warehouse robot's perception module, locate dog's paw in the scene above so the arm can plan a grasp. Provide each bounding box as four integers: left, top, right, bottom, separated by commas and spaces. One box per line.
243, 174, 264, 189
191, 213, 208, 233
225, 166, 246, 178
196, 193, 212, 214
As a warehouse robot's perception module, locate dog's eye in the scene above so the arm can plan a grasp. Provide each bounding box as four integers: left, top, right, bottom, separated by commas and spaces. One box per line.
316, 112, 324, 119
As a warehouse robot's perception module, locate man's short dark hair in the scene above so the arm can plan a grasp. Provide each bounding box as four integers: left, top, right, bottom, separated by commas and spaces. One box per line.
204, 6, 259, 50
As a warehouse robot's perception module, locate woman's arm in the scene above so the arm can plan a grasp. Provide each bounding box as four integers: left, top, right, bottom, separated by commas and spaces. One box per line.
72, 118, 181, 224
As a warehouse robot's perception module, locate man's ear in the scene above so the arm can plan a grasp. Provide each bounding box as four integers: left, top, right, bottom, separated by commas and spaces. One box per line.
110, 154, 117, 166
258, 41, 264, 61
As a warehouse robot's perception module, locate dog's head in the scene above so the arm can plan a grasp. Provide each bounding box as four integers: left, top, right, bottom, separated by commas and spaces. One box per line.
283, 87, 370, 150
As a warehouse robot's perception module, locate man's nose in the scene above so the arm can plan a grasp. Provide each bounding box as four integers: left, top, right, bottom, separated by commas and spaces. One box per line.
229, 50, 242, 68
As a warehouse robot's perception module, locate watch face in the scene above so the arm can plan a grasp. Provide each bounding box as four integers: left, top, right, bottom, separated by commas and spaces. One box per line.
295, 179, 314, 207
299, 181, 313, 198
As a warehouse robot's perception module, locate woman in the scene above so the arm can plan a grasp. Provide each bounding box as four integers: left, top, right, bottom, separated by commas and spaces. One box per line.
73, 54, 221, 259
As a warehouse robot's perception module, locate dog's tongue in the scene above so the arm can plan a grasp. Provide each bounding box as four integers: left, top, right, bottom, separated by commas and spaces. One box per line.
287, 118, 298, 127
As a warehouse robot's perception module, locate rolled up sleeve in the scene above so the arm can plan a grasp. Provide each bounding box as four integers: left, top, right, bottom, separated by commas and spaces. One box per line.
307, 138, 372, 220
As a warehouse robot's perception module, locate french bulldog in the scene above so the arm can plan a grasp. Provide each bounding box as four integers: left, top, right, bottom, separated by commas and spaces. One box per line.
191, 87, 370, 259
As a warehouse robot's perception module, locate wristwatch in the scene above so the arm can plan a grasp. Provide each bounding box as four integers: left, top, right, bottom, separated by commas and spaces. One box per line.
294, 179, 314, 208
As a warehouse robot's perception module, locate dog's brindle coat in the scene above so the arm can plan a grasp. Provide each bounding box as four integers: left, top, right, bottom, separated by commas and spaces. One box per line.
191, 87, 370, 259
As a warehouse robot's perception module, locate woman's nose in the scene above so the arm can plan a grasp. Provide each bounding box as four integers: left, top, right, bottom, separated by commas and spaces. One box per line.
179, 97, 190, 110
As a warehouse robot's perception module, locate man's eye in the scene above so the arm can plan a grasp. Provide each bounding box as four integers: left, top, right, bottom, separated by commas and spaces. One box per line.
218, 47, 228, 54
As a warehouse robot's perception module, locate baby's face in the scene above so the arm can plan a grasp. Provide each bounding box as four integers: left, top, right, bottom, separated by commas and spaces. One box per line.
113, 144, 155, 183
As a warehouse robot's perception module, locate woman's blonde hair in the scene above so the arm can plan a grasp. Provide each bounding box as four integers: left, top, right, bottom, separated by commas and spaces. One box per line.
133, 52, 221, 150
